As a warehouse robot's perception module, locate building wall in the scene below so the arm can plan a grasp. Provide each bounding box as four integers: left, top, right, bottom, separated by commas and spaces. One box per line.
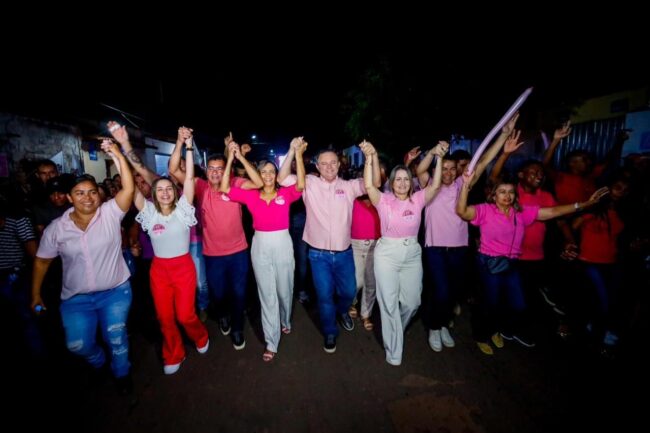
0, 112, 83, 175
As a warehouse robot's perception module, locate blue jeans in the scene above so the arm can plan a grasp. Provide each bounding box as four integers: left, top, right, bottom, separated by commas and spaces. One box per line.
59, 280, 132, 378
423, 246, 467, 330
583, 262, 620, 341
204, 249, 250, 333
308, 247, 356, 337
190, 241, 209, 311
474, 254, 526, 342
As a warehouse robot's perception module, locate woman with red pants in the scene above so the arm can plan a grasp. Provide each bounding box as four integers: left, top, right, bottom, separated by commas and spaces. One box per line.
135, 126, 209, 375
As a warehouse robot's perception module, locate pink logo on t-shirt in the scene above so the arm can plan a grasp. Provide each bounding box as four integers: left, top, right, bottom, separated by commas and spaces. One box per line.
152, 223, 166, 236
335, 189, 346, 200
274, 196, 285, 205
221, 193, 230, 202
402, 209, 415, 222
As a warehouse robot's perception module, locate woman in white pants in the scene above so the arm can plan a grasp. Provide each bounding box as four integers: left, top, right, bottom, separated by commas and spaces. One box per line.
221, 137, 307, 362
364, 141, 447, 365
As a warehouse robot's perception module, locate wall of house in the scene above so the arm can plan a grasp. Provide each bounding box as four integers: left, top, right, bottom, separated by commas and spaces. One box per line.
0, 112, 83, 175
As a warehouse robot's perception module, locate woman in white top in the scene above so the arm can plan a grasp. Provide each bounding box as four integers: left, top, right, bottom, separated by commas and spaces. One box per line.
134, 126, 209, 375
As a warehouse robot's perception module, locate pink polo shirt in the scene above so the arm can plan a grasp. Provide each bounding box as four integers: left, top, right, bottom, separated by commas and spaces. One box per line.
376, 190, 426, 238
424, 176, 468, 247
470, 203, 539, 258
517, 185, 557, 260
37, 199, 131, 300
281, 174, 365, 250
196, 177, 247, 257
227, 185, 302, 231
351, 199, 380, 240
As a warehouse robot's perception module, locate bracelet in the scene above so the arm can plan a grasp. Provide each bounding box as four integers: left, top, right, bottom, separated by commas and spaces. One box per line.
574, 202, 582, 211
186, 147, 194, 151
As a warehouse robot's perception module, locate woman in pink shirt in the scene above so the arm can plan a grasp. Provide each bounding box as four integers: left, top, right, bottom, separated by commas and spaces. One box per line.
134, 127, 209, 375
456, 171, 608, 355
364, 141, 447, 366
221, 138, 306, 362
31, 133, 135, 395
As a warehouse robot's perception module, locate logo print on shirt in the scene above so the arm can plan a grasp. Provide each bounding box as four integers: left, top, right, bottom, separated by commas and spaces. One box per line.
402, 209, 415, 223
221, 193, 230, 202
152, 223, 166, 236
274, 195, 285, 205
335, 189, 346, 200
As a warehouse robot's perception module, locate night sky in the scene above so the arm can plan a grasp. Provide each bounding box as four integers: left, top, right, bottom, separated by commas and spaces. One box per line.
4, 27, 648, 157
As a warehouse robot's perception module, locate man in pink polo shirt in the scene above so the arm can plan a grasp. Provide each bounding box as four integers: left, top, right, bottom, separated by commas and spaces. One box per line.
170, 134, 263, 350
278, 141, 381, 353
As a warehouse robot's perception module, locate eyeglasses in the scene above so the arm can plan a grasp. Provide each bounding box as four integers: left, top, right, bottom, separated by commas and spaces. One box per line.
207, 166, 225, 172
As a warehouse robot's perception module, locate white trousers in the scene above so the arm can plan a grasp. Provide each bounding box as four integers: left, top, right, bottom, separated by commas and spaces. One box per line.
251, 230, 295, 352
351, 239, 378, 319
374, 237, 422, 365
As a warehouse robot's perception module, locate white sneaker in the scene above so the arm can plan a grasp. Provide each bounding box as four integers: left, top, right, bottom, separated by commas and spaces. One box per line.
428, 329, 442, 352
197, 339, 209, 354
163, 358, 184, 375
440, 326, 455, 348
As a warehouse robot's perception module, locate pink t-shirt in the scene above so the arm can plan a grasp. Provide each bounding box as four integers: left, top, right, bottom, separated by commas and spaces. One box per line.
195, 177, 247, 257
424, 176, 468, 247
227, 185, 302, 232
351, 199, 381, 240
37, 199, 131, 300
376, 190, 426, 238
517, 185, 557, 260
470, 203, 539, 258
282, 174, 365, 251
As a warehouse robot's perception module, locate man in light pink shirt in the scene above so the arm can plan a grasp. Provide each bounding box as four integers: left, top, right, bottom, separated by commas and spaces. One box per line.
278, 141, 380, 353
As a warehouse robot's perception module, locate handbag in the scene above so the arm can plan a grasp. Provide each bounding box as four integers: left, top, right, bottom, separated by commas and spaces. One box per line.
486, 255, 511, 274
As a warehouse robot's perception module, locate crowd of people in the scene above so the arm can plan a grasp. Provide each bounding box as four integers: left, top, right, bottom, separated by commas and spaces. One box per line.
1, 113, 648, 395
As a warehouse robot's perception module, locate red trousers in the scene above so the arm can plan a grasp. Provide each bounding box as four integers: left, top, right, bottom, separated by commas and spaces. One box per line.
150, 253, 208, 365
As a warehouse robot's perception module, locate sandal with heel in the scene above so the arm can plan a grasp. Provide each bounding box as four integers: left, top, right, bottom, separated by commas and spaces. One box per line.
262, 350, 276, 362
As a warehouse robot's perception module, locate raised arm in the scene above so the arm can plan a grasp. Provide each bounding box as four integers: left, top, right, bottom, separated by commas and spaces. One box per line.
489, 130, 524, 183
537, 187, 609, 221
220, 142, 237, 194
169, 126, 194, 184
277, 138, 298, 183
236, 147, 264, 190
294, 138, 308, 192
470, 113, 520, 187
424, 141, 448, 204
415, 146, 436, 187
108, 121, 157, 185
456, 171, 477, 221
101, 138, 134, 212
542, 121, 571, 176
359, 140, 381, 188
183, 133, 195, 204
363, 149, 381, 205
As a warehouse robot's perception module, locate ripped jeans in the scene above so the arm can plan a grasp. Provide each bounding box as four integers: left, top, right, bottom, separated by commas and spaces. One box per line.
59, 280, 132, 378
